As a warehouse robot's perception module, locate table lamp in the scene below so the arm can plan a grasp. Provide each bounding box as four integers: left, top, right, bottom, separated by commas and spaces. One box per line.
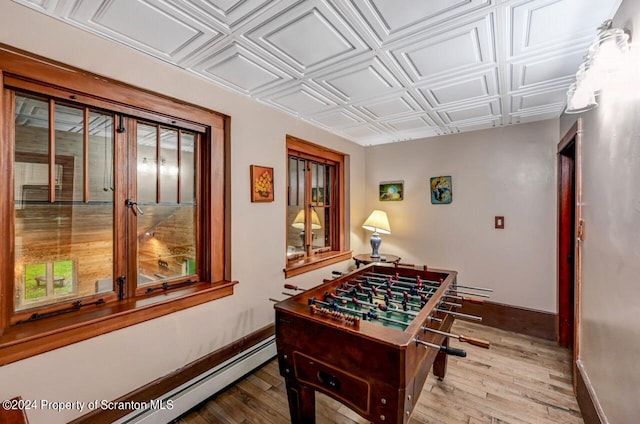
292, 209, 321, 246
362, 210, 391, 258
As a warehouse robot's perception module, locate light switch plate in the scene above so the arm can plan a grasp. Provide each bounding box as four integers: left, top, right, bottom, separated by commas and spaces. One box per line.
495, 216, 504, 229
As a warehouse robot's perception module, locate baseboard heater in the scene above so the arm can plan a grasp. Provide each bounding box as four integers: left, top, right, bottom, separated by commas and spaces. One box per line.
113, 335, 277, 424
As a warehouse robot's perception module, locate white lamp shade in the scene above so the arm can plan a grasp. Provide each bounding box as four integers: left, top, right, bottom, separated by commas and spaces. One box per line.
362, 210, 391, 234
590, 26, 630, 76
291, 209, 321, 230
565, 82, 598, 114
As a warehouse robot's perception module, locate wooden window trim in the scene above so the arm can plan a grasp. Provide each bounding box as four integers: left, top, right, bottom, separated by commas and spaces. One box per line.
285, 135, 351, 277
0, 46, 233, 365
0, 282, 236, 366
284, 250, 353, 278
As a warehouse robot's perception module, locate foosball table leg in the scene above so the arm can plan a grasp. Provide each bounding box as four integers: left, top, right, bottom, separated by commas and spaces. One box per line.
433, 337, 449, 381
285, 378, 316, 424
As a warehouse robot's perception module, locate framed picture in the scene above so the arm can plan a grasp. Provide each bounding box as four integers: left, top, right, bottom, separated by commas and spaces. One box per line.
312, 187, 324, 204
430, 176, 452, 204
379, 181, 403, 201
251, 165, 274, 202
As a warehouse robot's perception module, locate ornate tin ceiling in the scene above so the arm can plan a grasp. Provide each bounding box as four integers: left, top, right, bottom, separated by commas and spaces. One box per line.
11, 0, 621, 145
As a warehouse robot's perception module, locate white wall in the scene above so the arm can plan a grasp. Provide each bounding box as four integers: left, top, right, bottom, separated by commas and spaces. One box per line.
364, 120, 559, 312
561, 0, 640, 421
0, 1, 367, 423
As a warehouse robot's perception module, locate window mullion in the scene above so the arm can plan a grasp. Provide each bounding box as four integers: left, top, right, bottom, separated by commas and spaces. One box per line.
156, 125, 161, 203
83, 108, 89, 203
115, 116, 134, 300
177, 130, 182, 204
48, 98, 55, 203
304, 163, 312, 257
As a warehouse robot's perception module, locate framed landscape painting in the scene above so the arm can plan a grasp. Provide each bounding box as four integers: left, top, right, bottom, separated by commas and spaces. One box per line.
379, 181, 403, 201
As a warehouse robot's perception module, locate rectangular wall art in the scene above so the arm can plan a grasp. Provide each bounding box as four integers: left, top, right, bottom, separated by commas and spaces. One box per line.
251, 165, 274, 202
379, 181, 403, 201
430, 176, 452, 204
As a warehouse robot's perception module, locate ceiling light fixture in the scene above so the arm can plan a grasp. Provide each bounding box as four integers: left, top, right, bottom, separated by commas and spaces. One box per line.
566, 20, 630, 114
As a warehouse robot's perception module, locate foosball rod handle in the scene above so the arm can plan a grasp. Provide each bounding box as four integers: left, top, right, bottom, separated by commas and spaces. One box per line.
414, 337, 467, 357
444, 293, 485, 305
421, 326, 491, 349
460, 296, 485, 305
459, 335, 491, 349
284, 284, 305, 291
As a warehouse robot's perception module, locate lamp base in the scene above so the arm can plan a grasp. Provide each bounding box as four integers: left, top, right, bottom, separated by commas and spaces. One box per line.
370, 232, 381, 258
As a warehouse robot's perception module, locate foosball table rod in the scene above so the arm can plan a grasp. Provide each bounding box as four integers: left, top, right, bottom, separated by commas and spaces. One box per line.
358, 275, 492, 299
325, 292, 420, 317
414, 337, 467, 357
336, 284, 429, 311
435, 308, 483, 321
444, 293, 485, 305
453, 283, 494, 292
364, 271, 493, 293
421, 326, 490, 349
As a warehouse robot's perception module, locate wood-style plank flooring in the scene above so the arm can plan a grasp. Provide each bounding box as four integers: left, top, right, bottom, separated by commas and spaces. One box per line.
175, 321, 583, 424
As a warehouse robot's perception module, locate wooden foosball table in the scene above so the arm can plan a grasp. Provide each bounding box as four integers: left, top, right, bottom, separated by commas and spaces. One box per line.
274, 263, 489, 424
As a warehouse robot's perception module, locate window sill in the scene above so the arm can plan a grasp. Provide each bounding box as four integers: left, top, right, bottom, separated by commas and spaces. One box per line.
284, 250, 352, 278
0, 280, 237, 366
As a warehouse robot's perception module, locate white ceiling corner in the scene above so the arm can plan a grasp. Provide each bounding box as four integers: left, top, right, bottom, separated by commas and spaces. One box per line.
10, 0, 622, 145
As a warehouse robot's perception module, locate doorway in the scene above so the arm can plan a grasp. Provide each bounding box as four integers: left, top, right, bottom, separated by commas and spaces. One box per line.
557, 120, 582, 371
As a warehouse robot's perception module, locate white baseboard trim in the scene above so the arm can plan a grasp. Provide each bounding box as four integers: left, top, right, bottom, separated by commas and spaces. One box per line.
113, 335, 277, 424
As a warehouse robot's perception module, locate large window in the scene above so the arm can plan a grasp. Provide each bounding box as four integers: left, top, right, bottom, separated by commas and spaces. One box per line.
0, 48, 231, 365
13, 95, 116, 312
285, 135, 350, 277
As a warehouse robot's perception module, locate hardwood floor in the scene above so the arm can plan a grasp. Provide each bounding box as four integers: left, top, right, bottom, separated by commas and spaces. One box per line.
176, 321, 582, 424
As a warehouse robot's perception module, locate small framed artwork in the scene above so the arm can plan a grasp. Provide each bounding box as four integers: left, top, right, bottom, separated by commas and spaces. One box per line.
312, 187, 324, 204
379, 181, 403, 201
430, 176, 452, 204
251, 165, 274, 202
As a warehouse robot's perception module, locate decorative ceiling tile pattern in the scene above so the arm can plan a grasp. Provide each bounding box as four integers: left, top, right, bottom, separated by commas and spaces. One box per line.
11, 0, 621, 145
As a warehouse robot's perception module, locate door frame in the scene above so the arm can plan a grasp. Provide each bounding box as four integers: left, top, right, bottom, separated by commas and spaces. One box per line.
557, 119, 583, 390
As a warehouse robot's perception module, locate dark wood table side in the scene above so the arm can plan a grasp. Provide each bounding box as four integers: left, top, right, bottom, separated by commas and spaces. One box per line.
353, 253, 401, 268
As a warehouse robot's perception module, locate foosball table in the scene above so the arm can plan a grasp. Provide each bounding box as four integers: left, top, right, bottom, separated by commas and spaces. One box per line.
273, 263, 490, 424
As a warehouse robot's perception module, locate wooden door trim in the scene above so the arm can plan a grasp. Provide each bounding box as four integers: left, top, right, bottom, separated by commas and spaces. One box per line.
557, 119, 583, 392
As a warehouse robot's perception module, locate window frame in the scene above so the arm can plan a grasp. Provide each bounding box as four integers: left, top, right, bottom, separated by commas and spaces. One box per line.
285, 135, 351, 278
0, 46, 233, 365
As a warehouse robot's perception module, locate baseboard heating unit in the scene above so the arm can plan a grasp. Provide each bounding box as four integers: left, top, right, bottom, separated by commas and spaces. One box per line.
113, 335, 277, 424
